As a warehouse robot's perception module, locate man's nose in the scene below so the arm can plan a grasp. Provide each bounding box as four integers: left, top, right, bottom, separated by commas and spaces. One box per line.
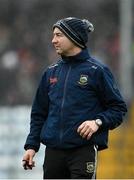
52, 36, 57, 44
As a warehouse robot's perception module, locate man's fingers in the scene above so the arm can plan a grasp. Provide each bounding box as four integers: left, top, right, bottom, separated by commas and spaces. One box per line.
79, 126, 89, 137
77, 120, 99, 139
22, 149, 36, 170
29, 156, 33, 166
22, 159, 35, 170
77, 122, 85, 133
87, 131, 93, 140
22, 160, 29, 170
77, 121, 98, 140
81, 128, 90, 138
77, 122, 91, 138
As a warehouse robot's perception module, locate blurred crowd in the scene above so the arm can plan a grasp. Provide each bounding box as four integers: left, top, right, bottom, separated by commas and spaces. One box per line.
0, 0, 129, 105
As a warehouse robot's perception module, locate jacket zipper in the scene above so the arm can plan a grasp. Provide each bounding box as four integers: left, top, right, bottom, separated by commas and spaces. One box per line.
60, 65, 71, 143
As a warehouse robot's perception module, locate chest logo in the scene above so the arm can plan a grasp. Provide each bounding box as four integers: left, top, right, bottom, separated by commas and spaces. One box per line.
78, 75, 88, 85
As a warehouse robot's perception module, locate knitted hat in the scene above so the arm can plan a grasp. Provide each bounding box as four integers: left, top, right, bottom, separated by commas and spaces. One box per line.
53, 17, 94, 49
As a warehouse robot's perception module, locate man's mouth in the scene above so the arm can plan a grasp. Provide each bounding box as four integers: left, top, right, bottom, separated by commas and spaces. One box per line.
55, 46, 60, 50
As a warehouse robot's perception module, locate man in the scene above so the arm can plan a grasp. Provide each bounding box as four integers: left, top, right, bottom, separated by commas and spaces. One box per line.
22, 17, 127, 179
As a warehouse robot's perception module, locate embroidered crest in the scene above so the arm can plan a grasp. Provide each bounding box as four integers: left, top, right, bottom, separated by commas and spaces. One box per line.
78, 75, 88, 85
86, 162, 95, 173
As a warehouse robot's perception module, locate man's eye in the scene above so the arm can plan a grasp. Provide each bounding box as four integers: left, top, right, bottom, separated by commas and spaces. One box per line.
57, 33, 62, 37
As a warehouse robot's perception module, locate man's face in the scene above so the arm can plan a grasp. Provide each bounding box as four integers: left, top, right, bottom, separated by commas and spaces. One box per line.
52, 27, 76, 56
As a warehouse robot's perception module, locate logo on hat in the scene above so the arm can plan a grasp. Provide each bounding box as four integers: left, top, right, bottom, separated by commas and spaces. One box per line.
78, 75, 88, 85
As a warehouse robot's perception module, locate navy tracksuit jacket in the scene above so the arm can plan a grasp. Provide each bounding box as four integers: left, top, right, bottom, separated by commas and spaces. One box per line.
24, 49, 127, 152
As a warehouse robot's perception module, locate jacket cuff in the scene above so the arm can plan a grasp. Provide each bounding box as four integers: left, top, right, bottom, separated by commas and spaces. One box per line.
24, 144, 39, 152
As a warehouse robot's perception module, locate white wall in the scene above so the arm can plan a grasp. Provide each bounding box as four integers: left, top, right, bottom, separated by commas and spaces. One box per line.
0, 106, 45, 179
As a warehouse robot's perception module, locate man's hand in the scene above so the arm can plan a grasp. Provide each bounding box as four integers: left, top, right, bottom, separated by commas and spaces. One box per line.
22, 149, 36, 170
77, 120, 99, 140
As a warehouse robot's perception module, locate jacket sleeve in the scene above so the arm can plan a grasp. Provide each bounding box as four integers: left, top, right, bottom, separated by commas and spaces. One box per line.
24, 71, 49, 152
95, 66, 127, 130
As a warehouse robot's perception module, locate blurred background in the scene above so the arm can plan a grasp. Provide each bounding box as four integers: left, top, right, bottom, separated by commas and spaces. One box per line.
0, 0, 134, 179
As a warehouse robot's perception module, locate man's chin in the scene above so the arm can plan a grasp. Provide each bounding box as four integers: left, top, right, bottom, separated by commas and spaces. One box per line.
56, 50, 62, 55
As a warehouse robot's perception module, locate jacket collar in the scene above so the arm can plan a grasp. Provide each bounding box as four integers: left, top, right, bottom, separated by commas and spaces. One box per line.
61, 48, 90, 63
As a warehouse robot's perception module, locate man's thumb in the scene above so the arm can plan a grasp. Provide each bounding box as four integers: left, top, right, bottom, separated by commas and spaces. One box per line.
29, 155, 33, 165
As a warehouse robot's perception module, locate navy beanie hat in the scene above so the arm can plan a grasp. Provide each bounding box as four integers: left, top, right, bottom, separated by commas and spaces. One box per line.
53, 17, 94, 49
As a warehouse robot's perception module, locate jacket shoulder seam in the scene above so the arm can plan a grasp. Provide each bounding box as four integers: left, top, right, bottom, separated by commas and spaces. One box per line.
86, 58, 105, 70
48, 59, 62, 69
